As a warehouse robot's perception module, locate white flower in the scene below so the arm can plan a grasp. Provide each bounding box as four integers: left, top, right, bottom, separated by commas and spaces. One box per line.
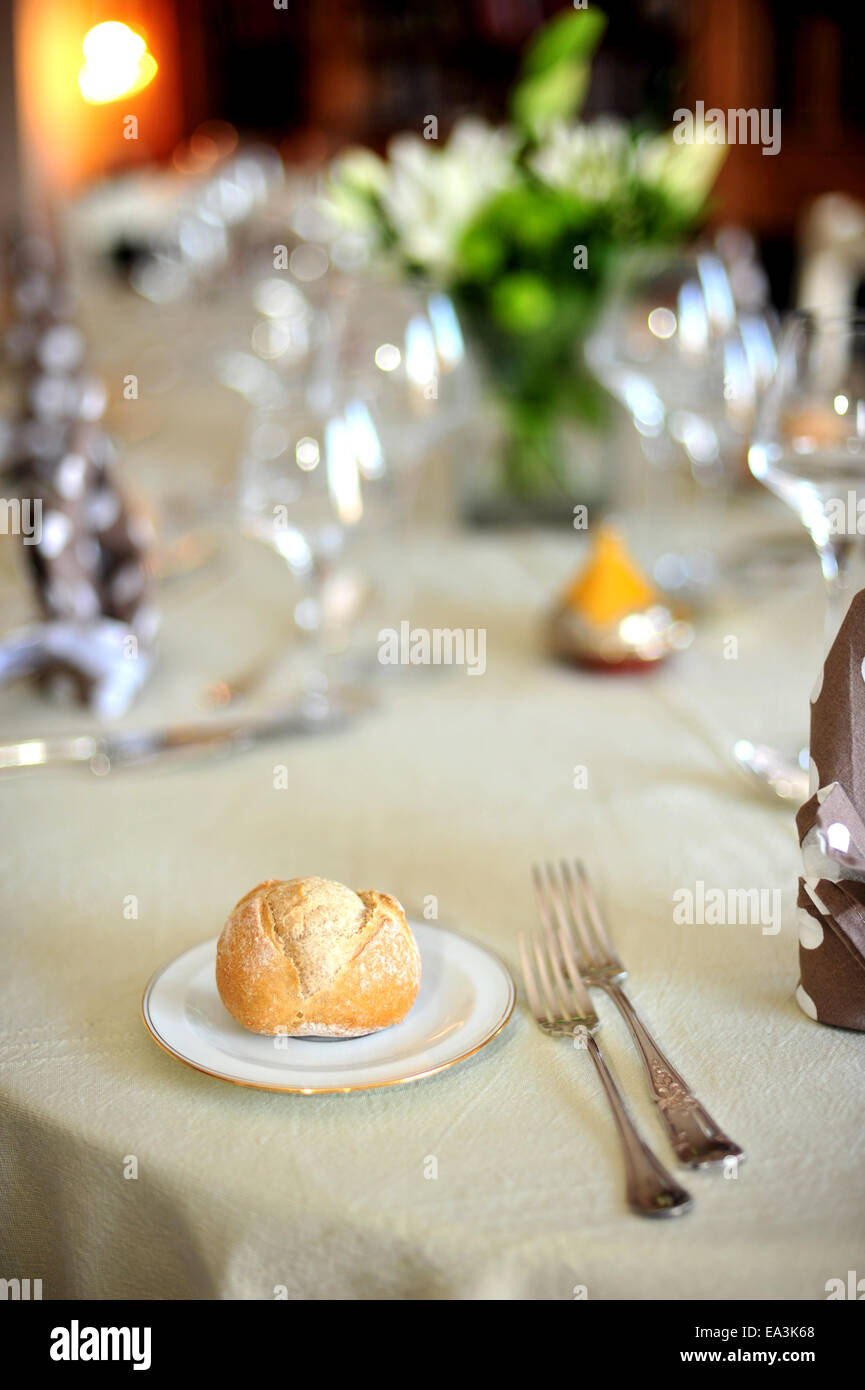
530, 119, 632, 201
325, 147, 389, 232
635, 132, 727, 214
332, 146, 389, 197
381, 118, 518, 274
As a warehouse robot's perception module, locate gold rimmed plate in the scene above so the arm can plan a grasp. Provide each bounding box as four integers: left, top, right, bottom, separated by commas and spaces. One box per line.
141, 922, 515, 1093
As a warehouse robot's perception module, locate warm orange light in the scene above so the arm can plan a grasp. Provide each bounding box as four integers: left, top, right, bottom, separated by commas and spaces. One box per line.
172, 121, 239, 175
78, 21, 158, 104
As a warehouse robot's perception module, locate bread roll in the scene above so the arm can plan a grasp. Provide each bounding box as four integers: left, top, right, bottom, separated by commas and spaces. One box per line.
215, 877, 421, 1037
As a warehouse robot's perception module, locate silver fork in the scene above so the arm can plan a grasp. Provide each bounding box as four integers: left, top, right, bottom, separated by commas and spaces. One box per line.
539, 861, 744, 1170
520, 894, 693, 1218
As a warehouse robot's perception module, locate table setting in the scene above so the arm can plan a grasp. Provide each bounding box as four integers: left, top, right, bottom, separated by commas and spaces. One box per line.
2, 1, 865, 1322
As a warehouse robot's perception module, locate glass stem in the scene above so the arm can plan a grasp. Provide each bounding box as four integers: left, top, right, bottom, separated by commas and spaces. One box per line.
816, 536, 854, 649
289, 559, 331, 697
293, 557, 357, 700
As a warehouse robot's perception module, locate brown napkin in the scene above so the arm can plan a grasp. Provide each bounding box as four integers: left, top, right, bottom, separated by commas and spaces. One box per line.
796, 589, 865, 1028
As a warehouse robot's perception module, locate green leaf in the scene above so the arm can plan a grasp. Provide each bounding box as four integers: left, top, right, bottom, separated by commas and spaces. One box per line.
458, 226, 506, 280
511, 61, 591, 139
491, 273, 557, 334
521, 7, 607, 77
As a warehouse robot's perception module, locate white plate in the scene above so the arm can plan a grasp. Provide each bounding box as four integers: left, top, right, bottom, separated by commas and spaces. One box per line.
141, 922, 515, 1093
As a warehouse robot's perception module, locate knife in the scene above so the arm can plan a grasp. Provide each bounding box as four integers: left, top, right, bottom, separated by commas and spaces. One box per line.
0, 692, 370, 774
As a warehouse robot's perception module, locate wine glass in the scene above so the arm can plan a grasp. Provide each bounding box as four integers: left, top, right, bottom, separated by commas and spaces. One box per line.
586, 248, 774, 594
748, 311, 865, 641
237, 374, 418, 706
737, 310, 865, 800
315, 276, 474, 455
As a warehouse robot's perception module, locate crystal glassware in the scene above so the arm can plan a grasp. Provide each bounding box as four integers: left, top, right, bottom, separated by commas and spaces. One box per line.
587, 248, 775, 595
748, 310, 865, 644
238, 374, 418, 704
316, 275, 474, 455
736, 310, 865, 802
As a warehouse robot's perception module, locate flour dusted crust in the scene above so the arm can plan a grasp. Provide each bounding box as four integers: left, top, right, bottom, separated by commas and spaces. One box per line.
215, 877, 421, 1037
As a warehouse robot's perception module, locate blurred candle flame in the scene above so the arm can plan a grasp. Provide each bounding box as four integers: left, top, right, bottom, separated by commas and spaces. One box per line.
78, 21, 157, 104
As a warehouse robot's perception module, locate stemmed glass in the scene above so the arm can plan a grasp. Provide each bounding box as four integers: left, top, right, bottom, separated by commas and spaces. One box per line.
748, 311, 865, 642
228, 280, 472, 709
315, 275, 474, 453
586, 248, 774, 594
738, 310, 865, 798
237, 375, 418, 708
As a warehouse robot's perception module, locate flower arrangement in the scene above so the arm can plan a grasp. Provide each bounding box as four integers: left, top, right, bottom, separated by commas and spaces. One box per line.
327, 7, 725, 512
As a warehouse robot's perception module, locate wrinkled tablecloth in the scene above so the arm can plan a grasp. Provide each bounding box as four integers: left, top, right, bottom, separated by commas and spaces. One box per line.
2, 450, 864, 1300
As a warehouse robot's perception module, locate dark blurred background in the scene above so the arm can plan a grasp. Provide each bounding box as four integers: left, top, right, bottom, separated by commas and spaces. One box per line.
5, 0, 865, 307
168, 0, 865, 306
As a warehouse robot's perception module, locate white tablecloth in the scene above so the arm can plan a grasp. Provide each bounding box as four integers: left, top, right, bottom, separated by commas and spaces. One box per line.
3, 461, 864, 1300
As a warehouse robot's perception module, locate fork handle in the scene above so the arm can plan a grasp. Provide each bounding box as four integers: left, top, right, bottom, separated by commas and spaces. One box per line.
583, 1032, 693, 1218
602, 981, 744, 1169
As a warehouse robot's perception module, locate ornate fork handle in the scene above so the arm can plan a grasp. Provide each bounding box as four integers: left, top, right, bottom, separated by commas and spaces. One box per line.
582, 1031, 692, 1217
602, 982, 744, 1169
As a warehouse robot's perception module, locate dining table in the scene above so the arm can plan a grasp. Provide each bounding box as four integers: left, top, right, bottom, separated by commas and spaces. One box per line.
6, 467, 865, 1301
2, 332, 864, 1301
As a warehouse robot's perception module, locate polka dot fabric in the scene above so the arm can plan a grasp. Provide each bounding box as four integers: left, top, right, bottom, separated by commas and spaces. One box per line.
796, 590, 865, 1028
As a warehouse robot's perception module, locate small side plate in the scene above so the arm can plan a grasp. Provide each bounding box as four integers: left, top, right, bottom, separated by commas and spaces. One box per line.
141, 922, 515, 1093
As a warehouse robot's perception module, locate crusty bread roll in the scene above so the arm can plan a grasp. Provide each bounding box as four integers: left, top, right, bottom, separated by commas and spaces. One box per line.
215, 877, 421, 1037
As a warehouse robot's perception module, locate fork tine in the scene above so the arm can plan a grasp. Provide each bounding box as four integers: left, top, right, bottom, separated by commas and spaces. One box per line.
542, 864, 594, 1015
554, 884, 591, 999
530, 873, 574, 1021
575, 859, 621, 965
532, 926, 573, 1023
518, 930, 550, 1023
533, 865, 577, 1011
562, 946, 597, 1023
558, 859, 600, 967
528, 931, 557, 1019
